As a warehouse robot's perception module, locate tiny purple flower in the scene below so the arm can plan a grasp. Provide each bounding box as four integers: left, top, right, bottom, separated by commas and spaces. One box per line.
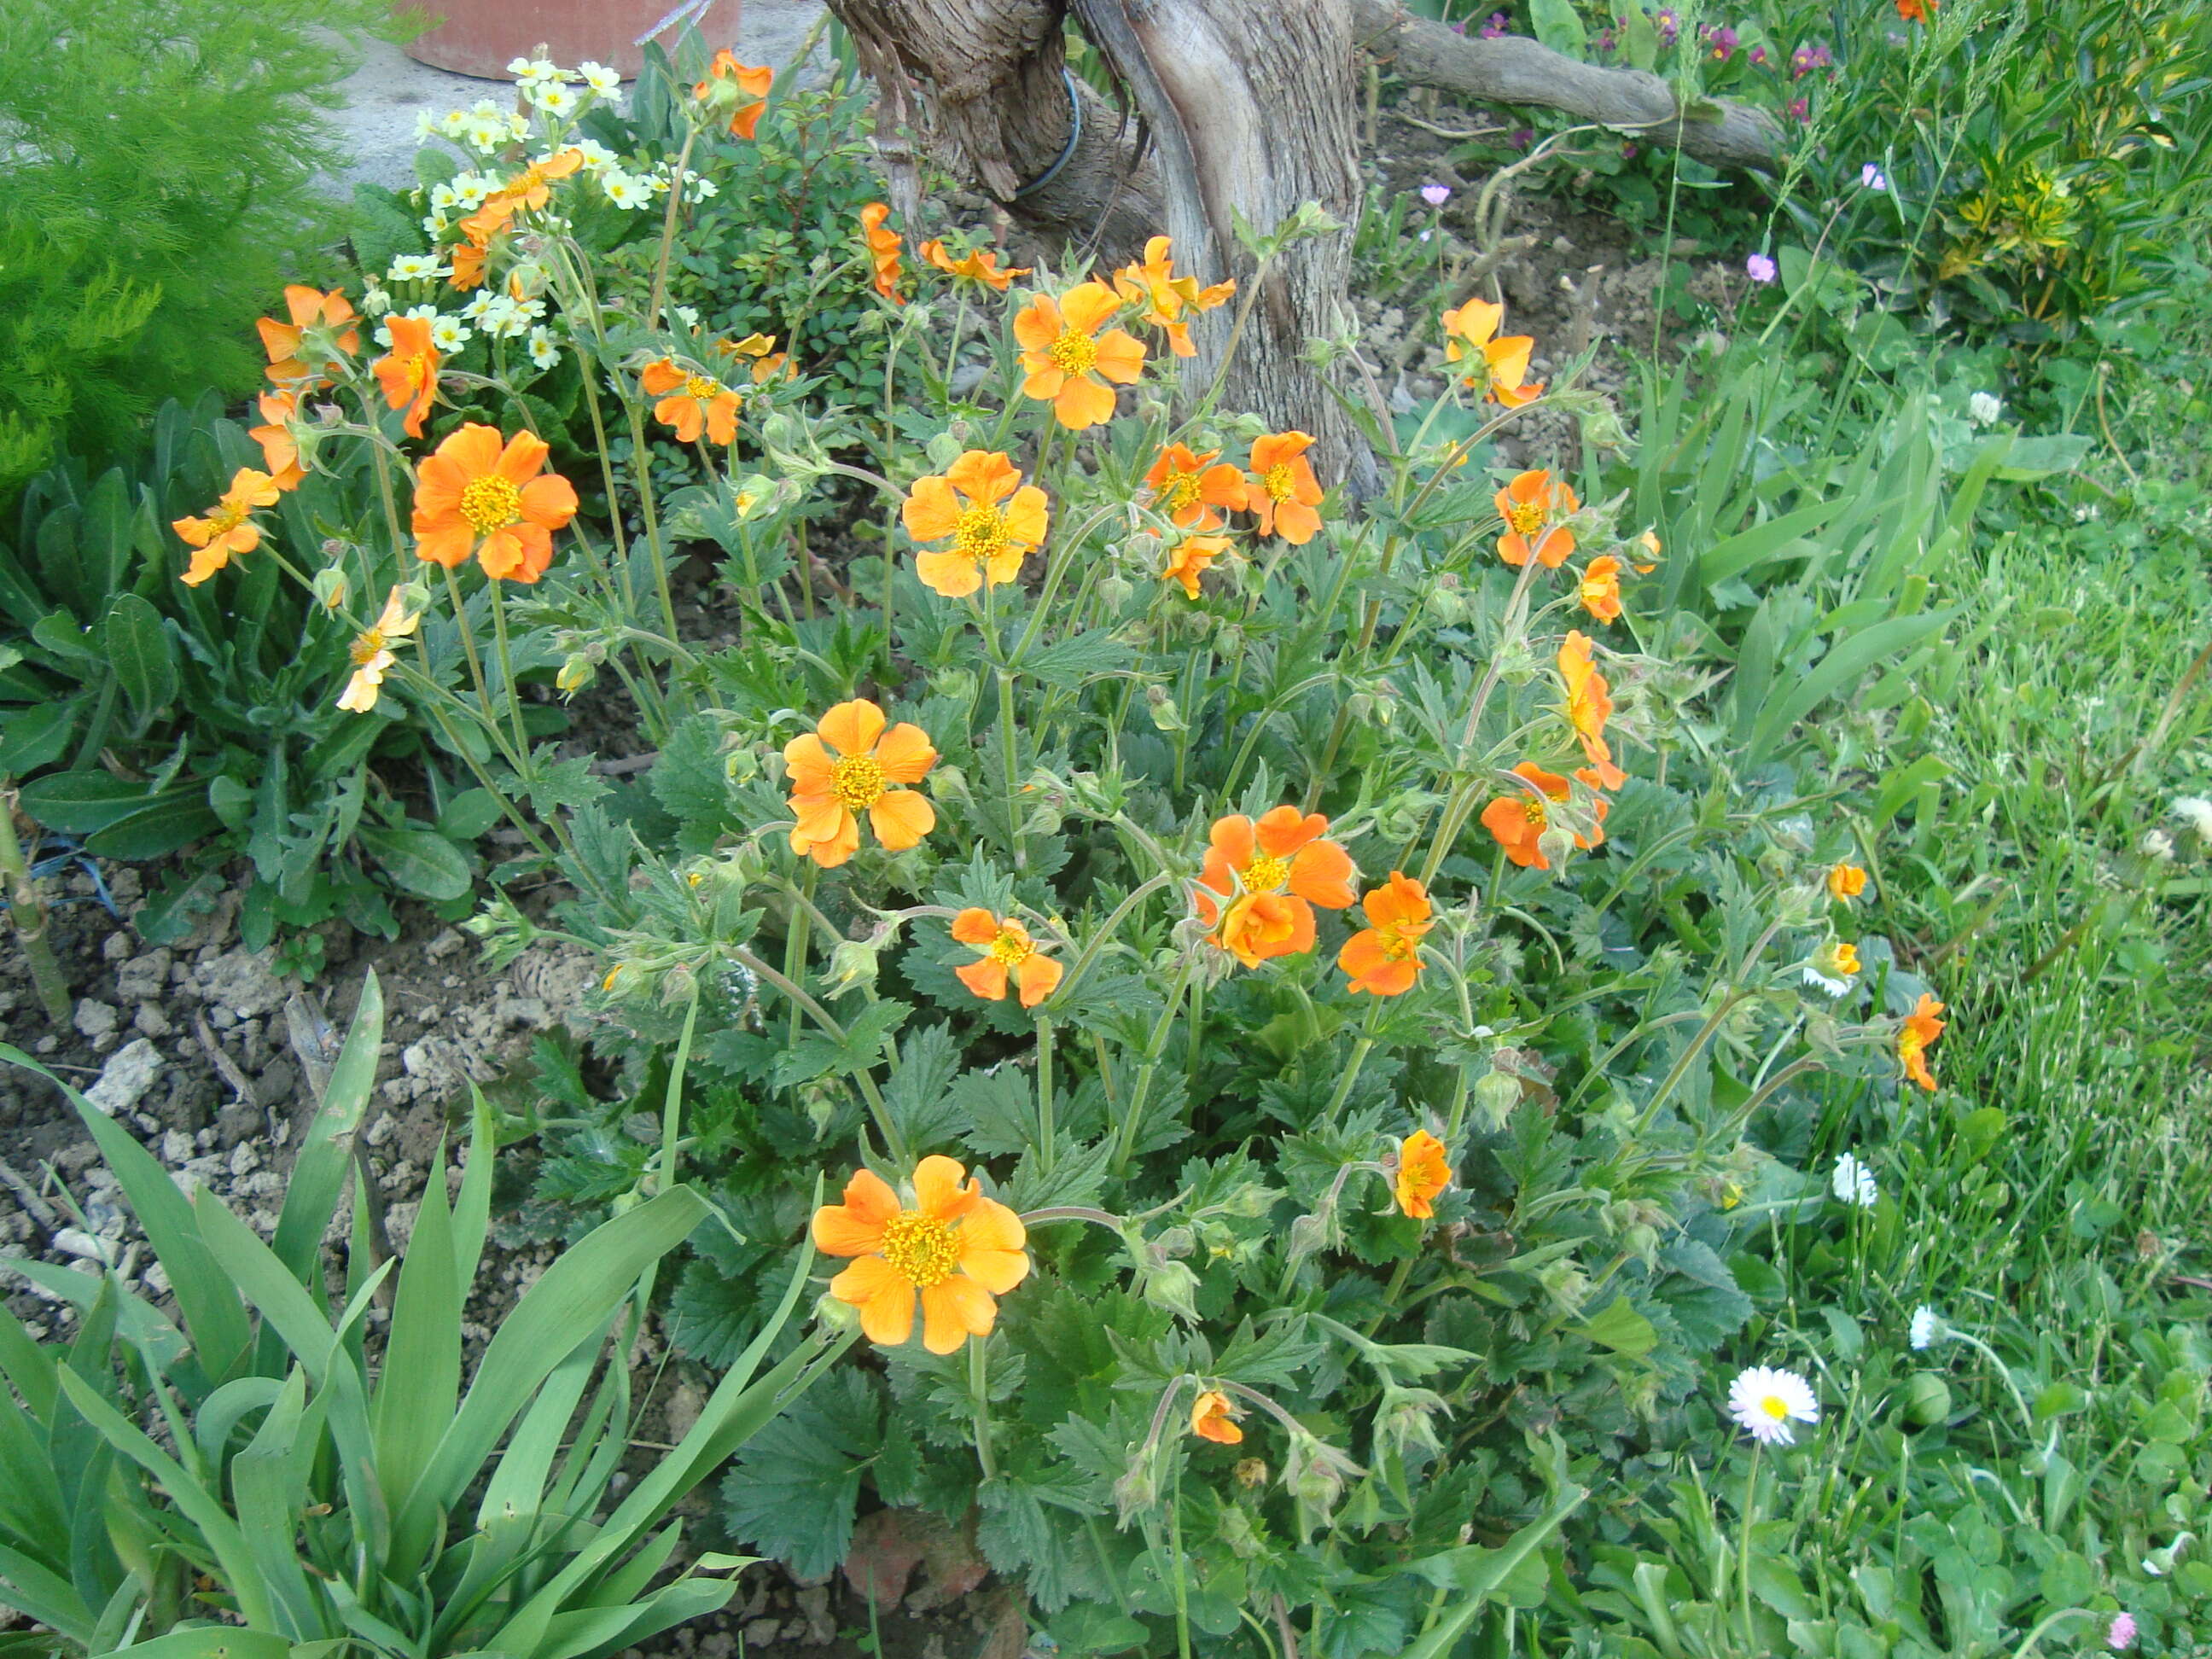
1655, 8, 1679, 44
1749, 44, 1767, 65
1510, 127, 1535, 149
1480, 10, 1510, 37
2108, 1615, 2137, 1652
1785, 96, 1809, 121
1597, 26, 1617, 51
1790, 41, 1833, 76
1421, 183, 1451, 207
1746, 252, 1778, 283
1861, 163, 1889, 190
1704, 24, 1738, 60
1621, 141, 1639, 158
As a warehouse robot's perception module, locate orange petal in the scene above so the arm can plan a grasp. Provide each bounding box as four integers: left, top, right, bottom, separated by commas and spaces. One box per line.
1015, 951, 1062, 1009
950, 907, 1001, 946
920, 1276, 997, 1353
869, 788, 935, 851
902, 475, 962, 542
955, 957, 1010, 1001
521, 474, 579, 531
832, 1256, 915, 1346
818, 698, 887, 759
1092, 330, 1148, 384
946, 450, 1020, 505
1054, 375, 1118, 430
1288, 839, 1357, 908
874, 722, 938, 784
1003, 486, 1051, 549
493, 428, 552, 485
916, 549, 981, 597
1058, 281, 1123, 335
913, 1155, 979, 1220
1253, 806, 1324, 859
1011, 296, 1062, 352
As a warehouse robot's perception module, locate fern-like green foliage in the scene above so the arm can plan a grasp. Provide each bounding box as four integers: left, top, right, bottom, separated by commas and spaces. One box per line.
0, 0, 400, 504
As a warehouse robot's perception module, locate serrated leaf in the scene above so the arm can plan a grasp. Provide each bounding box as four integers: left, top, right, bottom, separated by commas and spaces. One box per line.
1022, 631, 1134, 689
720, 1370, 882, 1579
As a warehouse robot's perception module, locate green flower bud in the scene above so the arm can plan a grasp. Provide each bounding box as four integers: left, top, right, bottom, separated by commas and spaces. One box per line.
1903, 1372, 1953, 1426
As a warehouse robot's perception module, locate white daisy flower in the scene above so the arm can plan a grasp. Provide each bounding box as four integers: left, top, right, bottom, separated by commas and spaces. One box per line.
685, 174, 719, 202
422, 211, 450, 238
648, 172, 671, 194
386, 253, 449, 282
429, 182, 459, 212
465, 115, 508, 151
428, 315, 473, 352
527, 327, 561, 370
1967, 392, 2002, 425
1831, 1152, 1877, 1208
530, 84, 578, 116
579, 61, 620, 93
2143, 828, 2177, 863
569, 138, 619, 172
602, 171, 649, 209
439, 109, 471, 138
459, 289, 495, 321
1726, 1366, 1819, 1447
509, 56, 561, 86
2174, 796, 2212, 841
413, 110, 441, 142
1908, 1306, 1942, 1350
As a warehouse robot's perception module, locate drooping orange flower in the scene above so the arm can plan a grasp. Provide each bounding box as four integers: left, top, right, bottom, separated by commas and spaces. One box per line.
258, 287, 359, 390
1111, 235, 1236, 357
900, 451, 1050, 598
1337, 871, 1432, 997
1144, 443, 1247, 532
1440, 298, 1542, 407
1496, 469, 1580, 568
174, 468, 282, 586
1394, 1129, 1453, 1220
1827, 862, 1868, 902
713, 331, 789, 382
950, 909, 1063, 1008
410, 423, 579, 582
694, 50, 774, 138
1190, 1389, 1245, 1444
1480, 762, 1610, 870
448, 239, 488, 293
248, 391, 304, 490
1012, 282, 1146, 429
1895, 0, 1934, 21
917, 238, 1031, 292
783, 699, 937, 867
811, 1156, 1029, 1353
336, 586, 422, 714
1897, 993, 1946, 1091
1244, 431, 1325, 545
1162, 533, 1230, 600
371, 314, 441, 439
1633, 529, 1662, 573
1194, 806, 1357, 969
859, 202, 905, 305
641, 358, 742, 445
1558, 631, 1627, 789
1577, 556, 1624, 622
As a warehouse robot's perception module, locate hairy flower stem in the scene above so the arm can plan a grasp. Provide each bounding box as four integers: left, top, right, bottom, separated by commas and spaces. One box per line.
1417, 553, 1549, 887
655, 981, 701, 1197
0, 788, 68, 1024
1036, 1015, 1057, 1173
969, 1337, 998, 1480
1111, 956, 1198, 1175
728, 944, 910, 1166
440, 566, 521, 772
645, 127, 702, 330
1738, 1441, 1761, 1657
487, 581, 532, 761
998, 668, 1025, 870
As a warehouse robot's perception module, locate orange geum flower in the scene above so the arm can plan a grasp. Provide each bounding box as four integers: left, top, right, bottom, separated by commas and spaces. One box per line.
174, 468, 282, 586
1577, 556, 1624, 622
1013, 281, 1146, 429
259, 286, 359, 389
1559, 631, 1627, 789
901, 451, 1050, 598
1827, 862, 1868, 902
695, 50, 773, 138
248, 391, 304, 490
713, 331, 789, 382
1440, 297, 1542, 407
917, 238, 1031, 292
501, 148, 585, 212
1195, 806, 1357, 969
640, 358, 742, 445
1244, 431, 1325, 545
1897, 993, 1945, 1091
811, 1155, 1029, 1353
1394, 1129, 1452, 1220
859, 202, 905, 305
1162, 533, 1230, 600
1895, 0, 1933, 21
1144, 443, 1247, 532
950, 909, 1063, 1008
1480, 761, 1610, 870
448, 239, 488, 292
1190, 1389, 1245, 1444
410, 423, 579, 582
1337, 871, 1432, 997
1112, 235, 1235, 357
335, 586, 422, 714
783, 698, 937, 867
1496, 469, 1579, 568
371, 313, 442, 439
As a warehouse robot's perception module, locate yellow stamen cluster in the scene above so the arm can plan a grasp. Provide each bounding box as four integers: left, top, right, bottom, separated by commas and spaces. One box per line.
830, 754, 887, 809
459, 474, 523, 534
953, 505, 1010, 557
879, 1212, 959, 1286
684, 374, 723, 399
1261, 463, 1296, 502
349, 628, 387, 667
987, 928, 1033, 967
1506, 500, 1548, 536
1522, 799, 1550, 830
1241, 853, 1290, 893
1160, 472, 1202, 512
1049, 329, 1099, 375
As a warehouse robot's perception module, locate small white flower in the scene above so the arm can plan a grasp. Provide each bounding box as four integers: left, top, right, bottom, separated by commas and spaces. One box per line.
422, 211, 450, 238
579, 61, 620, 93
506, 113, 533, 143
2173, 796, 2212, 841
1831, 1152, 1877, 1208
1908, 1305, 1941, 1349
465, 114, 508, 151
685, 174, 719, 202
527, 326, 561, 370
506, 55, 537, 78
386, 253, 449, 282
509, 56, 561, 86
459, 289, 495, 322
602, 171, 649, 208
1861, 163, 1889, 191
360, 282, 393, 318
2143, 828, 2177, 863
413, 109, 441, 142
1727, 1365, 1819, 1446
1968, 391, 2002, 425
569, 138, 619, 172
530, 84, 578, 117
439, 109, 471, 138
672, 305, 701, 329
428, 316, 473, 352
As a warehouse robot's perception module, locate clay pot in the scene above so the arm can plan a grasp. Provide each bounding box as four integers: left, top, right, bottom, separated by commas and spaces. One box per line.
404, 0, 738, 80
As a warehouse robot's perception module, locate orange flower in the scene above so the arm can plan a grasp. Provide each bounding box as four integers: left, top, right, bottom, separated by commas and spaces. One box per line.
1162, 533, 1230, 600
336, 586, 422, 714
1558, 631, 1626, 789
174, 468, 282, 586
1195, 806, 1357, 969
248, 391, 304, 490
641, 358, 742, 445
859, 202, 904, 305
1897, 993, 1945, 1091
1480, 762, 1610, 870
783, 699, 936, 867
1190, 1389, 1244, 1444
1337, 871, 1432, 996
713, 332, 789, 382
1144, 443, 1247, 532
502, 148, 585, 212
448, 240, 488, 293
410, 423, 579, 582
917, 238, 1031, 292
1496, 469, 1579, 568
1826, 862, 1868, 902
1394, 1129, 1452, 1220
1577, 556, 1624, 622
1111, 235, 1235, 357
695, 50, 773, 138
1895, 0, 1933, 20
1440, 298, 1542, 407
811, 1156, 1029, 1353
1012, 282, 1146, 429
258, 286, 358, 389
950, 909, 1063, 1008
1633, 529, 1662, 573
900, 451, 1050, 598
371, 314, 441, 439
1244, 431, 1325, 544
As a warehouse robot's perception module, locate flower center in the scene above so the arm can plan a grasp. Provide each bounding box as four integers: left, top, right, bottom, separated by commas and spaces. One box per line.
208, 503, 251, 534
1048, 327, 1098, 375
952, 504, 1009, 559
1522, 799, 1550, 831
1240, 853, 1290, 893
879, 1211, 959, 1287
349, 628, 387, 667
1507, 500, 1549, 536
1262, 462, 1296, 503
684, 374, 722, 399
830, 754, 886, 810
459, 474, 524, 535
405, 352, 434, 389
1377, 923, 1422, 962
1160, 472, 1202, 512
987, 928, 1033, 968
1760, 1394, 1790, 1420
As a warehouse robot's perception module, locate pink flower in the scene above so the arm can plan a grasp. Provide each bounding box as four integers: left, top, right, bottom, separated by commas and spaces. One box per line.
1479, 10, 1510, 37
1746, 253, 1778, 283
1862, 163, 1889, 190
2108, 1614, 2137, 1651
1786, 96, 1810, 121
1421, 183, 1451, 207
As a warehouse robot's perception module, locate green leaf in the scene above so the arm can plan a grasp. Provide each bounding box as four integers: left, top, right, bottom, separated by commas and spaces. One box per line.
1528, 0, 1587, 55
1991, 434, 2093, 480
16, 772, 201, 835
100, 1632, 297, 1659
102, 594, 177, 725
719, 1369, 882, 1579
1022, 631, 1135, 689
1698, 502, 1831, 590
1742, 610, 1954, 760
269, 972, 383, 1284
84, 803, 220, 860
1400, 1484, 1587, 1650
0, 700, 80, 775
358, 824, 473, 900
1579, 1294, 1657, 1358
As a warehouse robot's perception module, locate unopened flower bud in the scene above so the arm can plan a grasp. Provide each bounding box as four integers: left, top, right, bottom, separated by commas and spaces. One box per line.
660, 962, 697, 1004
1113, 1459, 1158, 1524
1537, 826, 1575, 869
1145, 686, 1185, 732
1154, 1225, 1195, 1259
1902, 1372, 1953, 1426
556, 655, 596, 693
1474, 1066, 1521, 1131
813, 1291, 860, 1332
824, 934, 885, 993
312, 566, 348, 609
928, 763, 970, 804
1138, 1258, 1202, 1324
1097, 573, 1134, 610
